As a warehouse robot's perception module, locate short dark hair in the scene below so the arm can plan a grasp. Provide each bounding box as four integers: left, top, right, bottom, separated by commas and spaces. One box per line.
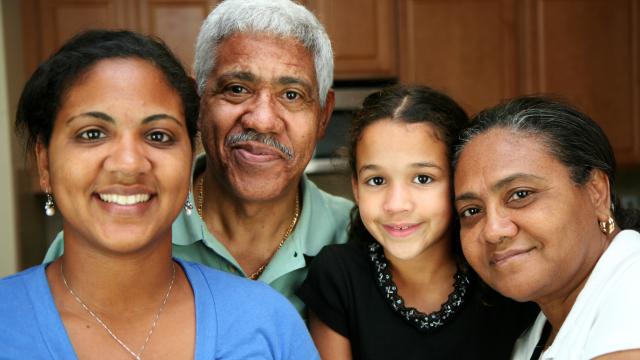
347, 84, 470, 267
16, 29, 199, 154
453, 95, 640, 231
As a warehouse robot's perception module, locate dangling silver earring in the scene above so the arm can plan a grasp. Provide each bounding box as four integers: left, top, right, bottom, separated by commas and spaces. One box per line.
44, 193, 55, 216
184, 199, 194, 216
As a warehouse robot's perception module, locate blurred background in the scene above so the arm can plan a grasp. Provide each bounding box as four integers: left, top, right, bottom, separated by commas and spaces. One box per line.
1, 0, 638, 277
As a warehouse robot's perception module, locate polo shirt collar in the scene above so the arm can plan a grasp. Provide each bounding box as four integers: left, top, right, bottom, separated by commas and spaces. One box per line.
171, 153, 319, 282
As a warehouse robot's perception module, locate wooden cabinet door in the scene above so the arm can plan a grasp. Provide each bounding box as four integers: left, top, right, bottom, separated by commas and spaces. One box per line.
521, 0, 640, 166
306, 0, 398, 80
398, 0, 518, 115
22, 0, 136, 75
138, 0, 219, 72
22, 0, 219, 75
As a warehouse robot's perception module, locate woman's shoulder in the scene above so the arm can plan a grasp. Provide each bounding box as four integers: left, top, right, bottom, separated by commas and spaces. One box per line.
179, 259, 282, 299
0, 265, 68, 357
0, 265, 46, 295
179, 258, 304, 323
178, 260, 318, 358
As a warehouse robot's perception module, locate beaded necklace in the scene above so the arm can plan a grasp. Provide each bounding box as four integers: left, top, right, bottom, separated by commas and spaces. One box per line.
368, 242, 470, 332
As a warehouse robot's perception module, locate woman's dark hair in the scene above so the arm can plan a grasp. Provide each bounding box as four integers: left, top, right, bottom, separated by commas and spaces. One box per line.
347, 84, 470, 266
16, 29, 199, 154
453, 95, 640, 231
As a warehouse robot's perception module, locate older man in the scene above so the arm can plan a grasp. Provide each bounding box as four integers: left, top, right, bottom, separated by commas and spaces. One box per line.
45, 0, 352, 314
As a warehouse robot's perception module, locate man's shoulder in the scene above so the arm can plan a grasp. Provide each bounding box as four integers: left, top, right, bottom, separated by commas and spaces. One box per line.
299, 178, 353, 249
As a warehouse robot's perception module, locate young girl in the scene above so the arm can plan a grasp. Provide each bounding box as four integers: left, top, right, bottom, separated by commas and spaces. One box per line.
298, 85, 536, 359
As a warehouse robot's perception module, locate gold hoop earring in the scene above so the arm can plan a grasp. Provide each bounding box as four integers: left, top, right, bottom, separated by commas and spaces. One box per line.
599, 216, 615, 235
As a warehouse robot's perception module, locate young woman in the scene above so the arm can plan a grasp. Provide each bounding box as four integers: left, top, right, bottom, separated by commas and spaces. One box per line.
298, 85, 536, 359
453, 96, 640, 359
0, 30, 317, 359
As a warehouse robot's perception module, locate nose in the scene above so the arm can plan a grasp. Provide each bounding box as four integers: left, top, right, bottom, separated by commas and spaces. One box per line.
103, 133, 151, 178
240, 91, 284, 134
382, 183, 413, 214
482, 206, 518, 245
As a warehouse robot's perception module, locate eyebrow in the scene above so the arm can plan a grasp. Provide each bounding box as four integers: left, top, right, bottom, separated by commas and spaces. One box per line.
454, 172, 545, 203
66, 111, 113, 124
412, 161, 443, 170
357, 161, 442, 177
66, 111, 179, 125
142, 113, 180, 125
215, 71, 314, 93
216, 71, 256, 87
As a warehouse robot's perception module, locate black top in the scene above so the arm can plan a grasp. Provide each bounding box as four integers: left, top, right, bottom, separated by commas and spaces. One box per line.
297, 242, 538, 360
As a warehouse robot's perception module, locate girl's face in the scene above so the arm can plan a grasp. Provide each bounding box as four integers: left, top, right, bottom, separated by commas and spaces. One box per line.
352, 119, 453, 262
37, 58, 193, 256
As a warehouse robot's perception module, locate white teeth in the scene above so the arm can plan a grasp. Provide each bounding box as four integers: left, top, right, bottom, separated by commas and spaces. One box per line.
99, 193, 150, 205
393, 225, 409, 230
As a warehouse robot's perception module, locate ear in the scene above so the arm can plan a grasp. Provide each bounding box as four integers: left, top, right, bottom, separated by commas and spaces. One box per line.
351, 175, 359, 205
35, 139, 51, 193
316, 89, 335, 139
585, 169, 612, 220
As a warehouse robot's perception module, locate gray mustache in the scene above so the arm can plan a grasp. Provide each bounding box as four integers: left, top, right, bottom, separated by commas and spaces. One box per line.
225, 130, 294, 160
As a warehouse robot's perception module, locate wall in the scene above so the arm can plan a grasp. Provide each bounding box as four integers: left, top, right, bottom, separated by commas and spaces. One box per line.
0, 0, 18, 277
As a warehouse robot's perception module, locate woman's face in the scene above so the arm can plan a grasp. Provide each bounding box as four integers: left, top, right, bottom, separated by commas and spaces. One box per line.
37, 58, 193, 256
352, 119, 452, 263
454, 128, 610, 304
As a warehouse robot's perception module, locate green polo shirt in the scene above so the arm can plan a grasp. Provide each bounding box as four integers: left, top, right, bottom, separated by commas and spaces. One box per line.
43, 154, 353, 316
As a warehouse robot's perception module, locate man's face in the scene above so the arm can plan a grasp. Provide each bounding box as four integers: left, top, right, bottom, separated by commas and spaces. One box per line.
199, 33, 333, 201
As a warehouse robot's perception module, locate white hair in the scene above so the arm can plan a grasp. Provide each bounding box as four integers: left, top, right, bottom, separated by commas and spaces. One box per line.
193, 0, 334, 108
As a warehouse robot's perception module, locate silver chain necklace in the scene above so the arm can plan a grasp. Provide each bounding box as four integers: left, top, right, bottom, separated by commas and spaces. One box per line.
60, 261, 176, 360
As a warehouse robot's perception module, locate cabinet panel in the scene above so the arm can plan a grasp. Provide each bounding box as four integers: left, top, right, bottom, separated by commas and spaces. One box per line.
307, 0, 397, 79
524, 0, 640, 166
40, 0, 133, 58
139, 1, 218, 71
399, 0, 517, 114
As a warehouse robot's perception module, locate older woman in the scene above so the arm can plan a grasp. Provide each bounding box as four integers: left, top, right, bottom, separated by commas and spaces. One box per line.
453, 96, 640, 359
0, 30, 317, 359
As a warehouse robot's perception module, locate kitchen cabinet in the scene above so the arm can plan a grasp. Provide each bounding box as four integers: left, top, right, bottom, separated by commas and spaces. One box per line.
305, 0, 398, 79
18, 0, 640, 165
21, 0, 219, 75
398, 0, 640, 166
138, 0, 219, 71
398, 0, 518, 114
520, 0, 640, 167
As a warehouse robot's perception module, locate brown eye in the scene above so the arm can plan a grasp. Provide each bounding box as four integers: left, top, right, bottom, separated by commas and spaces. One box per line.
223, 84, 249, 97
461, 207, 481, 218
366, 176, 385, 186
230, 85, 246, 94
285, 91, 299, 100
509, 190, 531, 201
146, 131, 172, 143
79, 129, 105, 140
413, 174, 432, 184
